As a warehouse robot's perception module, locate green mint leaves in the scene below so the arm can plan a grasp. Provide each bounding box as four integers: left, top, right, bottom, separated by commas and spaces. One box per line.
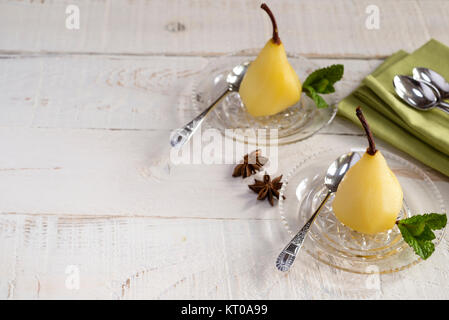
397, 213, 447, 260
303, 64, 344, 109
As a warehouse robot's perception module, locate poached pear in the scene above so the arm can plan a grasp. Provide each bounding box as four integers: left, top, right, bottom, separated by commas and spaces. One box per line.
332, 107, 403, 235
239, 4, 302, 117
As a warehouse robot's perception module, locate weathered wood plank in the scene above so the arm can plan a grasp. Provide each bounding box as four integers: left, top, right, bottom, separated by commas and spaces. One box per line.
1, 213, 448, 299
0, 126, 447, 219
0, 54, 380, 132
1, 0, 448, 57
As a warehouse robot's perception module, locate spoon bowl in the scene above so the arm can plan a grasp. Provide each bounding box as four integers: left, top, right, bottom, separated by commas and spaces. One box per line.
393, 75, 439, 110
393, 75, 449, 114
413, 67, 449, 98
170, 62, 250, 148
325, 151, 361, 192
226, 62, 250, 91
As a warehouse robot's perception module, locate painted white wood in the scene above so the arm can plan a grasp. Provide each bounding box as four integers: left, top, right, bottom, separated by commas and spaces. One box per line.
0, 0, 448, 300
1, 213, 449, 299
1, 0, 449, 58
0, 124, 447, 219
0, 55, 379, 131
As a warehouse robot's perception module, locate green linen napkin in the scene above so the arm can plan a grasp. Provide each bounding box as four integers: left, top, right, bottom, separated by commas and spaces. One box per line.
338, 39, 449, 177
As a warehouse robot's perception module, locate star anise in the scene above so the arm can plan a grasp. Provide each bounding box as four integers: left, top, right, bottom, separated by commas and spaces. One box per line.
232, 149, 268, 178
248, 173, 284, 206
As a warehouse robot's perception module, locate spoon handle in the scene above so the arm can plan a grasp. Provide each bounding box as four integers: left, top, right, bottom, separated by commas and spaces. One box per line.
437, 101, 449, 114
276, 191, 331, 272
170, 89, 229, 148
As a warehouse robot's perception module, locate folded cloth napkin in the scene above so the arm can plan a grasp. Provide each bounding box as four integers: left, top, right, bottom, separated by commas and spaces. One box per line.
338, 39, 449, 177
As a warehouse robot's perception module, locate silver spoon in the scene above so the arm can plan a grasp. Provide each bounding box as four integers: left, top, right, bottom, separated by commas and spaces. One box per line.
276, 151, 361, 272
170, 62, 250, 148
393, 75, 449, 114
413, 67, 449, 99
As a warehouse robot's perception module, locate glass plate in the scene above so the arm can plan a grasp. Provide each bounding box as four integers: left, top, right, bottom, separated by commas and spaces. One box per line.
278, 147, 446, 274
190, 50, 337, 146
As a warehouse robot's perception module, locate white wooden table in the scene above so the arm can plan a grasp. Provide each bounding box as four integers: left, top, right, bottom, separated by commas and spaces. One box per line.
0, 0, 449, 299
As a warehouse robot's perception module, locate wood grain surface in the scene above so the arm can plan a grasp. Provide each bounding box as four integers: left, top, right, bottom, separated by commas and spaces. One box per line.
0, 0, 448, 299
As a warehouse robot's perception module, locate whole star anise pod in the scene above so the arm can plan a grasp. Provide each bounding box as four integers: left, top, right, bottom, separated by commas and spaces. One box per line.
232, 149, 268, 178
248, 173, 284, 206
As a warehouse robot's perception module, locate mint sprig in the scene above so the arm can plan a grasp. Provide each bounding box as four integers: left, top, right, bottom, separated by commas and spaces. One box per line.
397, 213, 447, 260
303, 64, 344, 109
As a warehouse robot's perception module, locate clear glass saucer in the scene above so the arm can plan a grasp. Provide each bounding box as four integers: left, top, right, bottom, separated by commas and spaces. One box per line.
190, 50, 337, 146
278, 147, 446, 274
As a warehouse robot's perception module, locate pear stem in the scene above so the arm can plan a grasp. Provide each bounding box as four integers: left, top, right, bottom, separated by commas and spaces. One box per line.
356, 106, 377, 155
261, 3, 281, 45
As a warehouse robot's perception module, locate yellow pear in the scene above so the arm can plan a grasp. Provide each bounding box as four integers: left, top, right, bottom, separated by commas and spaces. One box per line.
332, 107, 403, 235
239, 4, 302, 117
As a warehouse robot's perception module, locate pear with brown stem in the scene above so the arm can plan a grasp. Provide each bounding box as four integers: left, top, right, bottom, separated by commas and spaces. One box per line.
332, 107, 403, 235
239, 3, 302, 117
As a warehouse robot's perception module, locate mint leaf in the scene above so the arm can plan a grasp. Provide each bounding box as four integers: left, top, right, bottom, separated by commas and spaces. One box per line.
397, 213, 447, 260
422, 213, 447, 230
304, 85, 328, 109
303, 64, 344, 93
303, 64, 344, 109
405, 221, 426, 237
398, 224, 435, 260
315, 78, 331, 93
415, 225, 436, 241
399, 213, 447, 231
